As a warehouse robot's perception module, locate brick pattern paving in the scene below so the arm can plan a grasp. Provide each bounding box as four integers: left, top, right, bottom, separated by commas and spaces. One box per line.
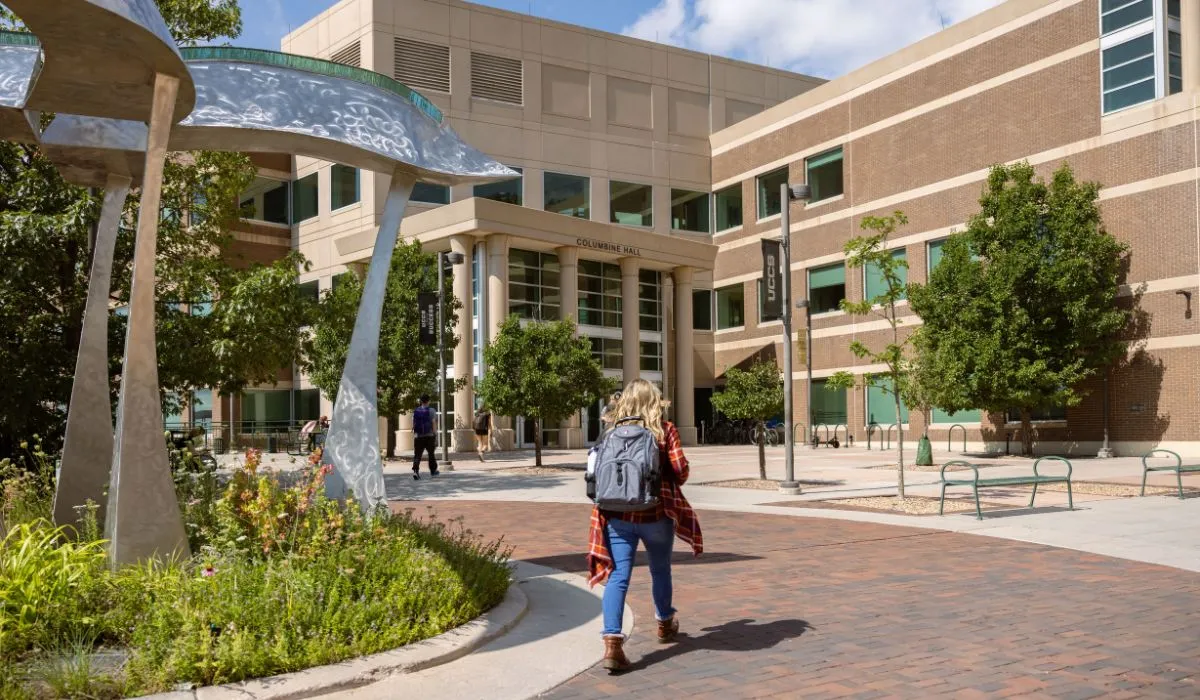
410, 502, 1200, 699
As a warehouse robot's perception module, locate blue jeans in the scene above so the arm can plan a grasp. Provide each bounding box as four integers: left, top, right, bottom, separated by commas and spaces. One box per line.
602, 517, 675, 637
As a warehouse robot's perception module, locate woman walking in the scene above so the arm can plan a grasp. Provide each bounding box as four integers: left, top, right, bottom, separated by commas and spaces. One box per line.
586, 379, 702, 672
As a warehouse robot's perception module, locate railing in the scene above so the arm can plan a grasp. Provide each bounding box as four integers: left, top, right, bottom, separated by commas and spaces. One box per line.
165, 420, 317, 455
948, 424, 967, 452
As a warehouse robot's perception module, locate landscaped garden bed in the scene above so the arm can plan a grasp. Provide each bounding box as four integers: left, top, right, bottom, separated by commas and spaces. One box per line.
0, 445, 510, 699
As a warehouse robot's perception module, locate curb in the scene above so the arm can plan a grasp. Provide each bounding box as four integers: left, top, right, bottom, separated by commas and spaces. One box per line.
139, 583, 529, 700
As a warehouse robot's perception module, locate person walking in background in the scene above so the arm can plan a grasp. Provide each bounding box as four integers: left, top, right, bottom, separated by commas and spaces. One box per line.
412, 396, 438, 480
587, 380, 702, 673
473, 405, 494, 462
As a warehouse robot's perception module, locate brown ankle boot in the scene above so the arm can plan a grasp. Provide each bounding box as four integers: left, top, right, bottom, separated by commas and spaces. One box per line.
602, 635, 631, 672
657, 616, 679, 644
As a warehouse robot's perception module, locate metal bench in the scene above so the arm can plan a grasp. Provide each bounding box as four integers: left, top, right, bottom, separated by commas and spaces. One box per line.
1140, 449, 1200, 499
939, 457, 1074, 520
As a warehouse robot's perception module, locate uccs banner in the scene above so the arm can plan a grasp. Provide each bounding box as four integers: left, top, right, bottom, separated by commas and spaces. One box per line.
761, 238, 782, 322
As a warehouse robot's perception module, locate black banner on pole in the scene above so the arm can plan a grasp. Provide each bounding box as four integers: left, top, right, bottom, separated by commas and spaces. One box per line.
761, 238, 783, 321
418, 292, 438, 346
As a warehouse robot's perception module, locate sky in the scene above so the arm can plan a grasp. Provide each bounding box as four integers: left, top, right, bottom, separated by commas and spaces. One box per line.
240, 0, 1005, 80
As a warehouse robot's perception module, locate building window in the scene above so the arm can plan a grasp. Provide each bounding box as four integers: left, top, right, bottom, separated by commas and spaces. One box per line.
640, 341, 662, 372
293, 388, 321, 422
292, 173, 318, 223
192, 389, 213, 425
330, 164, 359, 210
864, 249, 907, 302
474, 167, 522, 205
1007, 406, 1067, 422
805, 147, 844, 203
808, 263, 846, 314
413, 181, 450, 205
757, 167, 788, 219
693, 289, 713, 330
671, 189, 710, 233
1100, 0, 1180, 114
508, 249, 560, 321
240, 177, 290, 226
544, 172, 589, 219
332, 271, 353, 291
1169, 30, 1182, 94
928, 239, 947, 272
714, 184, 743, 231
715, 284, 745, 330
299, 280, 319, 304
611, 181, 653, 227
932, 407, 982, 424
588, 337, 624, 371
578, 260, 622, 328
866, 379, 908, 426
1101, 0, 1152, 35
639, 269, 662, 332
811, 379, 847, 425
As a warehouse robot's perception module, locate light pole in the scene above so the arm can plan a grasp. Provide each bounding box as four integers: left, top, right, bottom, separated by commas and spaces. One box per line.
438, 250, 465, 469
779, 182, 811, 495
798, 298, 812, 450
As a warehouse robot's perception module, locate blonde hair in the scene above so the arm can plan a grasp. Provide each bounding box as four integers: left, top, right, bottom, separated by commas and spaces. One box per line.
612, 379, 665, 443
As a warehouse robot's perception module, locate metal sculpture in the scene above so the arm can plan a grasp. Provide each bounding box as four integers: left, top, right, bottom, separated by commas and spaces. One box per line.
0, 2, 512, 554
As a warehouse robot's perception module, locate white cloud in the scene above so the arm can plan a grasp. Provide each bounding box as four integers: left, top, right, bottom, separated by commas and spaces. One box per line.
622, 0, 1005, 78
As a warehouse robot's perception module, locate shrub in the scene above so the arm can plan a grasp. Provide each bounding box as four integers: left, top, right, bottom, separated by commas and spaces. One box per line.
0, 439, 56, 531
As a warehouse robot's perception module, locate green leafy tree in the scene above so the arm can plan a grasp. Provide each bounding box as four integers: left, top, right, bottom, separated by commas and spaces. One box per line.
908, 162, 1129, 456
0, 1, 320, 457
303, 242, 461, 456
710, 360, 784, 480
826, 212, 913, 497
477, 317, 614, 466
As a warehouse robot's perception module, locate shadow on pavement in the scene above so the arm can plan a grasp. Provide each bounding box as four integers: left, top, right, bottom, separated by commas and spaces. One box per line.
519, 551, 764, 575
632, 617, 814, 670
383, 470, 577, 500
962, 505, 1078, 519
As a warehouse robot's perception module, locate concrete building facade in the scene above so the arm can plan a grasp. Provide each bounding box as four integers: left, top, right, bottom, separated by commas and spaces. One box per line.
218, 0, 1200, 457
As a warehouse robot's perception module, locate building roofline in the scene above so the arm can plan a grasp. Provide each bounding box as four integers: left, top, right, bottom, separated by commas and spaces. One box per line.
709, 0, 1073, 154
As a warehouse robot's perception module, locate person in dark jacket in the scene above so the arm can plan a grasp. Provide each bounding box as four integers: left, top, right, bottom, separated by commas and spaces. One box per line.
412, 396, 438, 480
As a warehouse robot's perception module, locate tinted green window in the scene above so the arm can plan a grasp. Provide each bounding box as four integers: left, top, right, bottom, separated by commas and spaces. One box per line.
639, 269, 662, 332
932, 407, 982, 423
293, 388, 321, 422
811, 379, 847, 425
545, 172, 589, 219
588, 337, 623, 371
292, 173, 318, 223
611, 181, 653, 227
1101, 0, 1152, 35
864, 249, 907, 301
1102, 33, 1157, 114
508, 249, 561, 320
413, 181, 450, 204
262, 180, 289, 224
693, 289, 712, 330
474, 166, 522, 205
640, 341, 662, 372
715, 284, 745, 329
805, 148, 844, 203
808, 263, 845, 314
1169, 31, 1182, 95
299, 280, 319, 304
757, 167, 788, 219
1169, 0, 1181, 18
928, 239, 945, 270
866, 381, 909, 425
671, 189, 710, 233
330, 165, 359, 210
578, 260, 622, 328
714, 184, 743, 231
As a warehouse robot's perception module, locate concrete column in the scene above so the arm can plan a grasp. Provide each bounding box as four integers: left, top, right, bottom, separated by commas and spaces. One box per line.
674, 266, 697, 445
395, 411, 414, 454
620, 257, 641, 384
486, 234, 514, 450
556, 246, 584, 447
451, 234, 475, 451
1185, 0, 1200, 91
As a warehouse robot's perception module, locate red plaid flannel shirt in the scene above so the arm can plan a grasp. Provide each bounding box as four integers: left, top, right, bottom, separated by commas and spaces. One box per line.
587, 421, 703, 587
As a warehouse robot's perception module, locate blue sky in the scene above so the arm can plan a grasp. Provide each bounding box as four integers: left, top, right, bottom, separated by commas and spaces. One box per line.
237, 0, 1005, 80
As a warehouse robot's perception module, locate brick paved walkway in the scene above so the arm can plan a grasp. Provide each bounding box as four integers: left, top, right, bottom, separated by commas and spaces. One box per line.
413, 501, 1200, 699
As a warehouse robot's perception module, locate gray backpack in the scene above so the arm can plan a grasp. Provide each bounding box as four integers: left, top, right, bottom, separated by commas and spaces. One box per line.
586, 417, 662, 512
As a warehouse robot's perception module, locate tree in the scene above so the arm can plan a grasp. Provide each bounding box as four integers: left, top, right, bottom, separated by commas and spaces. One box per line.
710, 360, 784, 480
908, 162, 1129, 456
0, 1, 319, 457
303, 241, 460, 457
477, 317, 614, 466
826, 212, 914, 497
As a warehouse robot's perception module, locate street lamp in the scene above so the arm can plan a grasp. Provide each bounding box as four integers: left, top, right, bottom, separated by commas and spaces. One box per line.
438, 250, 465, 469
779, 182, 811, 495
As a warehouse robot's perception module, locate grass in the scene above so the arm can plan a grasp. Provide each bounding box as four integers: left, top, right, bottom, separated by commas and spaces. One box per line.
0, 447, 511, 698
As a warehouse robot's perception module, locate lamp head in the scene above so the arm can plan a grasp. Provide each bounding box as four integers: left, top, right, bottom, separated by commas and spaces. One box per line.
443, 252, 466, 265
787, 184, 812, 202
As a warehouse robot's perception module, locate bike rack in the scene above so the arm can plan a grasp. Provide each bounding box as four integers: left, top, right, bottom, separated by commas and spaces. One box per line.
948, 423, 966, 452
831, 423, 846, 447
792, 422, 806, 445
866, 422, 882, 450
813, 423, 830, 446
885, 423, 898, 450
